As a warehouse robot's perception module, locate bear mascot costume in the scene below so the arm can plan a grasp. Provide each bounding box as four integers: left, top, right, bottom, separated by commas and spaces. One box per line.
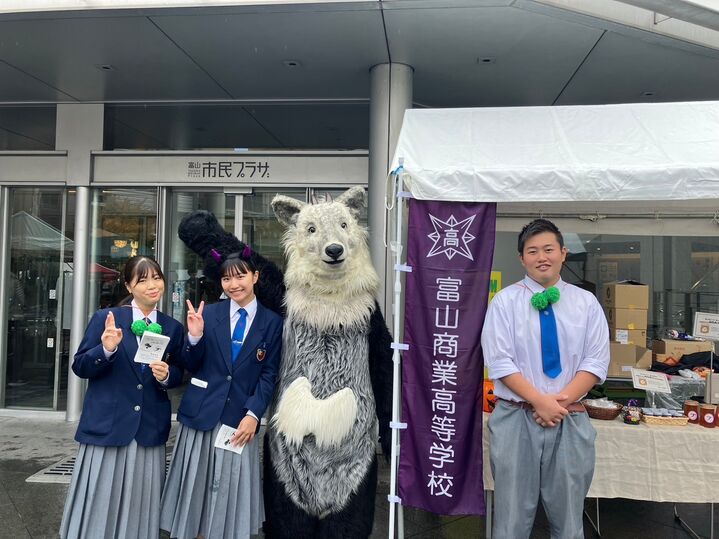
178, 186, 393, 539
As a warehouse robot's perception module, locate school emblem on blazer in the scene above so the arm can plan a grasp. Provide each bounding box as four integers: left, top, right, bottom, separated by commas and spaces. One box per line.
256, 346, 267, 362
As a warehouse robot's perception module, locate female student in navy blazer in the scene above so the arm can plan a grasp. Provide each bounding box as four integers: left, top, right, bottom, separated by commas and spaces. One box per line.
160, 253, 283, 539
60, 256, 185, 539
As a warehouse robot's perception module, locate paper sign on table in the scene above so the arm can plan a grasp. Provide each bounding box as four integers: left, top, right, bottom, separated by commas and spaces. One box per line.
214, 424, 245, 455
631, 368, 671, 393
693, 312, 719, 342
133, 332, 170, 364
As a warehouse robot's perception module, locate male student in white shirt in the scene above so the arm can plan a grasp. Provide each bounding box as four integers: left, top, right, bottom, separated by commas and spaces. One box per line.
481, 219, 610, 539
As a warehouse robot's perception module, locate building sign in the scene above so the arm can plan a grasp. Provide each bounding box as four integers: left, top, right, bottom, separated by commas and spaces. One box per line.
92, 153, 367, 186
186, 160, 270, 179
398, 199, 496, 516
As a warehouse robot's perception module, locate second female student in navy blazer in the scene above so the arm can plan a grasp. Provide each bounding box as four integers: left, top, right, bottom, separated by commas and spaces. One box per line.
160, 254, 283, 539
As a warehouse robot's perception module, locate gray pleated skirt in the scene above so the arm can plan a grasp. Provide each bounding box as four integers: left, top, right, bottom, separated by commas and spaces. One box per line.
160, 423, 264, 539
59, 440, 165, 539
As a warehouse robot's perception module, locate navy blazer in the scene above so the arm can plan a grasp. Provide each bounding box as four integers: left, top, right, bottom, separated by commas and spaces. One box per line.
177, 299, 282, 432
72, 306, 184, 447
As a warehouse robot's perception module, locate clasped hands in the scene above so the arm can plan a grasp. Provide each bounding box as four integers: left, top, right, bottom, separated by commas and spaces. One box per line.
530, 393, 571, 428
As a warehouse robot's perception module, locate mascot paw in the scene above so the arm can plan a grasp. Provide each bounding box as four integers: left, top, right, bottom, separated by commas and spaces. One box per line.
272, 376, 357, 448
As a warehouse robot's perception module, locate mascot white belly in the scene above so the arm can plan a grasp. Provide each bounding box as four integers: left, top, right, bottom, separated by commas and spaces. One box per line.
270, 318, 377, 518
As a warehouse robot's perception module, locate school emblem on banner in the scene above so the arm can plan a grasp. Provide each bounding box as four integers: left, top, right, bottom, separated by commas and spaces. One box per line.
398, 199, 497, 516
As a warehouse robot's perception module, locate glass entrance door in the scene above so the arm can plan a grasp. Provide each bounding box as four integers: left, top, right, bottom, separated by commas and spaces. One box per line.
3, 188, 74, 410
166, 188, 306, 324
241, 188, 306, 270
167, 191, 237, 322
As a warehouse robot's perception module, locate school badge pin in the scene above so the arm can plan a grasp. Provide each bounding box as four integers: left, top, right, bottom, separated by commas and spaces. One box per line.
256, 348, 266, 361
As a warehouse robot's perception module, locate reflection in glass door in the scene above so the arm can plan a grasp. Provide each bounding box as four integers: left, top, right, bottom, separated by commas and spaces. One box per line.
89, 188, 159, 312
242, 189, 306, 271
167, 191, 236, 324
3, 188, 74, 409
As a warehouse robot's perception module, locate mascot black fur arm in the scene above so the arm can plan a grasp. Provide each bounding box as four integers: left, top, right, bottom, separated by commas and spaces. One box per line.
178, 187, 394, 539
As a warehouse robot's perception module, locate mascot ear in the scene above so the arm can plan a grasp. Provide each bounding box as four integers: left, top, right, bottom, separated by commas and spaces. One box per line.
335, 186, 366, 219
272, 195, 305, 227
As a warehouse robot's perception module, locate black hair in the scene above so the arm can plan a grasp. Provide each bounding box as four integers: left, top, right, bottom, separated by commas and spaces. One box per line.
220, 254, 258, 278
118, 256, 165, 306
517, 219, 564, 254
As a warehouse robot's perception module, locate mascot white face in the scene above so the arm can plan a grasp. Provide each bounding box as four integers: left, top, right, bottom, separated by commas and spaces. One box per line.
271, 186, 379, 328
272, 186, 374, 284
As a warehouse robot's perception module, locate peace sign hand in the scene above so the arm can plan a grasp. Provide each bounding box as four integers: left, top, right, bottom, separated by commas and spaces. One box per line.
101, 312, 123, 352
186, 300, 205, 338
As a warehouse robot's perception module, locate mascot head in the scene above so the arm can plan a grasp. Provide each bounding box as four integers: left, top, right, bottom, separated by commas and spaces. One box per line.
272, 186, 379, 300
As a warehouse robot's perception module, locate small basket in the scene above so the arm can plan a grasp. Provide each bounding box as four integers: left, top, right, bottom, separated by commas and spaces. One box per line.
583, 401, 623, 420
641, 414, 689, 426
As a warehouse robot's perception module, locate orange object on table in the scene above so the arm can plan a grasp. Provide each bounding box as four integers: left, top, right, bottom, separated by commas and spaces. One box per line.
699, 404, 716, 428
483, 378, 497, 413
684, 400, 700, 424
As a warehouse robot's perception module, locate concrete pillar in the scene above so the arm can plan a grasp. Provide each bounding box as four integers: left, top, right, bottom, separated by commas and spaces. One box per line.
368, 63, 413, 314
57, 104, 104, 422
0, 187, 9, 407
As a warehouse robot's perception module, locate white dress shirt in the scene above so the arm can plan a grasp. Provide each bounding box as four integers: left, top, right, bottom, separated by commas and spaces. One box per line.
230, 297, 257, 343
481, 276, 610, 402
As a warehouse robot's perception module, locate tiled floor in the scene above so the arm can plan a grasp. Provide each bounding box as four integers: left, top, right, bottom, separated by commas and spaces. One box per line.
0, 415, 715, 538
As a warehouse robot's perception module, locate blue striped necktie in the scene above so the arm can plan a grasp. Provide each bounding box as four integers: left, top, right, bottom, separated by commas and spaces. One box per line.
231, 308, 248, 363
539, 305, 562, 378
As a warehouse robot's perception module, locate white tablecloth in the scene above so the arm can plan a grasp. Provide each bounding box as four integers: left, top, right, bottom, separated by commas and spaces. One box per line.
483, 413, 719, 503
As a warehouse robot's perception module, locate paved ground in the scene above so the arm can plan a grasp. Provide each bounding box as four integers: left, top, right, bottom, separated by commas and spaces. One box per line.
0, 413, 716, 538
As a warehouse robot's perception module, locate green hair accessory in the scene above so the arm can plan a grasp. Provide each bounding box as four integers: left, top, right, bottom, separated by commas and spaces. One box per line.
530, 286, 560, 310
131, 319, 163, 337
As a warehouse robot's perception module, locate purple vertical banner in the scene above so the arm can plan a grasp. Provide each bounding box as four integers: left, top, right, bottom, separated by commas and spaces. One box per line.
398, 199, 496, 515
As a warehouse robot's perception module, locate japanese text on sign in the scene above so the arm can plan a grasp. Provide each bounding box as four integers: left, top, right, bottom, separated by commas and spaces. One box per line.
187, 161, 270, 179
426, 276, 463, 498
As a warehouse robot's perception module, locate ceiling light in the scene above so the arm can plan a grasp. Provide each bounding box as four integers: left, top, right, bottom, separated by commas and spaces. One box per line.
282, 60, 301, 68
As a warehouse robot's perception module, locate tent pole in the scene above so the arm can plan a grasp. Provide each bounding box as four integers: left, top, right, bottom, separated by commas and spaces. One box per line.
388, 168, 406, 538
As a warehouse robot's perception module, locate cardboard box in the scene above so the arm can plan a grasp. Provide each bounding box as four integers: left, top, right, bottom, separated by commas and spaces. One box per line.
605, 307, 648, 330
611, 328, 647, 346
602, 280, 649, 310
608, 343, 652, 378
651, 339, 713, 360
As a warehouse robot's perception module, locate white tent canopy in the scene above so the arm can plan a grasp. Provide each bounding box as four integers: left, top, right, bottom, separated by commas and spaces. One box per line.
391, 101, 719, 203
11, 211, 74, 251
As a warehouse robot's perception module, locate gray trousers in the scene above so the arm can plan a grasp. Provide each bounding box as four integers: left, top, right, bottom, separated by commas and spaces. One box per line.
488, 400, 596, 539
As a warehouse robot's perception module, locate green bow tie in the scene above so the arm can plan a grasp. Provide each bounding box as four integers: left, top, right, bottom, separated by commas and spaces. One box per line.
131, 319, 163, 337
530, 286, 560, 311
